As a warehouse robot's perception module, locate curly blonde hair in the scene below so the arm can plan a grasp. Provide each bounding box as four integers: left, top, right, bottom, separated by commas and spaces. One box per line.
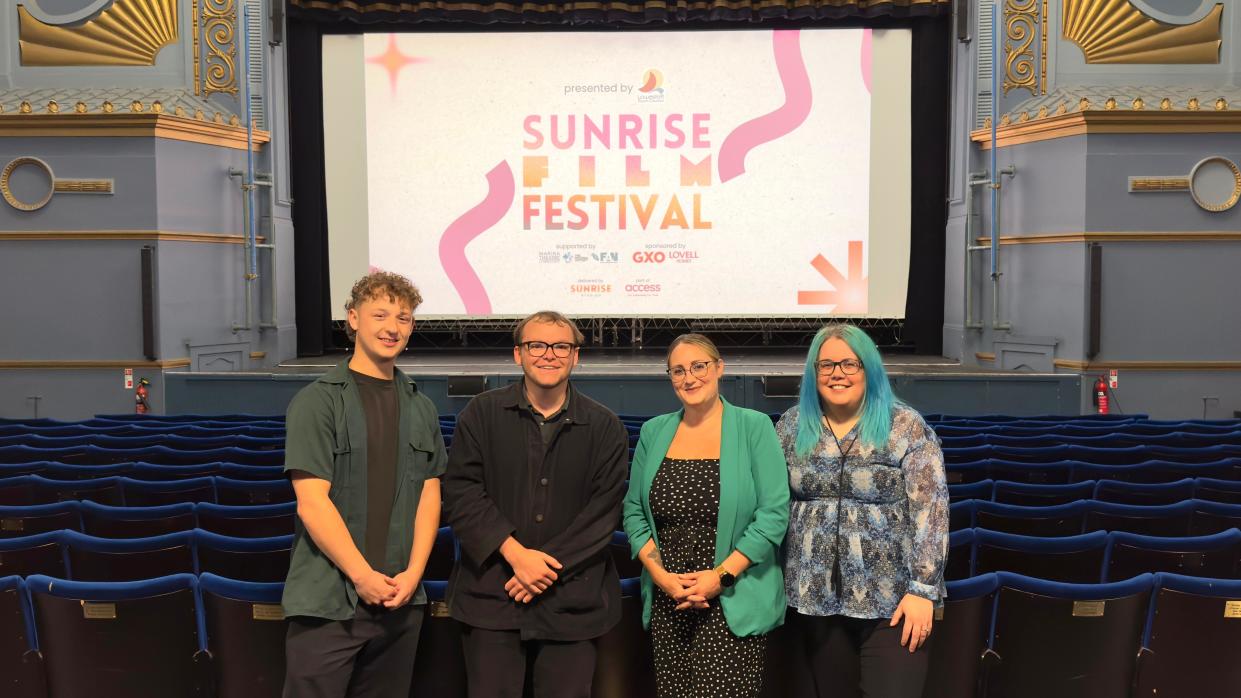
344, 271, 423, 340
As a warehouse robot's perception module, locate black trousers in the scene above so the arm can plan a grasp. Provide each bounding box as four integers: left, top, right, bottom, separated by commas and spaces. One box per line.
283, 602, 424, 698
460, 626, 597, 698
796, 612, 929, 698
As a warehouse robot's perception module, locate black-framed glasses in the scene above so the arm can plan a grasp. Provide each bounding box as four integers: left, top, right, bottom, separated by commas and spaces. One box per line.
520, 341, 577, 358
667, 360, 716, 382
815, 359, 864, 376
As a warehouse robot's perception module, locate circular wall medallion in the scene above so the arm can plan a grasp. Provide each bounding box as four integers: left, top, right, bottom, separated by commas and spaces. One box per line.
1188, 156, 1241, 212
0, 157, 56, 212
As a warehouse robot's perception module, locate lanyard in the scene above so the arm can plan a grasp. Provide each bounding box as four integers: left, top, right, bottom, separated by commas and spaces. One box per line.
828, 421, 858, 599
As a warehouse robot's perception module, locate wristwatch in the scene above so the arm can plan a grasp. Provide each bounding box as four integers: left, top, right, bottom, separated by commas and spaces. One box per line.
714, 564, 736, 588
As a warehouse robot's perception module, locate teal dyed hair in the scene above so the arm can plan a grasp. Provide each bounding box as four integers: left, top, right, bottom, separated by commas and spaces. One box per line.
794, 323, 900, 457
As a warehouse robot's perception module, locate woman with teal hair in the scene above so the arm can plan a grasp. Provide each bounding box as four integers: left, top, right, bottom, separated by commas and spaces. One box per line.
776, 323, 948, 698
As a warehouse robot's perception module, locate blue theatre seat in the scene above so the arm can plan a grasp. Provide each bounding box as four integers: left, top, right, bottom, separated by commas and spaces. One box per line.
923, 573, 999, 698
1103, 529, 1241, 582
1083, 500, 1194, 537
1194, 476, 1241, 504
214, 476, 294, 506
945, 528, 975, 581
79, 501, 196, 539
1093, 478, 1196, 506
199, 573, 286, 698
193, 530, 292, 583
0, 502, 82, 539
986, 459, 1074, 485
948, 479, 993, 503
26, 573, 207, 698
119, 475, 217, 506
973, 500, 1088, 537
60, 530, 195, 582
1188, 498, 1241, 535
0, 575, 45, 698
0, 531, 66, 578
1134, 573, 1241, 698
974, 529, 1108, 583
983, 572, 1153, 698
992, 479, 1093, 506
194, 502, 296, 538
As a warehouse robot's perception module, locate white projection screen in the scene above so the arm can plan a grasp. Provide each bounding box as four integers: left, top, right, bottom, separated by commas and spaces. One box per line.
323, 29, 912, 319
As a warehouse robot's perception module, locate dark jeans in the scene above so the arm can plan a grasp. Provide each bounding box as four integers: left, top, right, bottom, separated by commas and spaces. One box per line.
796, 612, 930, 698
460, 625, 598, 698
283, 602, 424, 698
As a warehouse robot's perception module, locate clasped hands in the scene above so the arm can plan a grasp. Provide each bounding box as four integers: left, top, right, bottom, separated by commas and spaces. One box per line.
654, 568, 722, 611
352, 568, 421, 608
503, 543, 563, 604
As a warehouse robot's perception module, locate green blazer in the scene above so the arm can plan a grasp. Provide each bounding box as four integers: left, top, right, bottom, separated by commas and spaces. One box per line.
622, 398, 790, 637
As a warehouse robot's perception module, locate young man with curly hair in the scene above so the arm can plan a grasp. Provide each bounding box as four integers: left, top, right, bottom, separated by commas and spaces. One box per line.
281, 271, 446, 698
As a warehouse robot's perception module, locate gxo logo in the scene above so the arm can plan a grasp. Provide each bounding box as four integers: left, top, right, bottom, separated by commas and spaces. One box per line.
632, 251, 666, 263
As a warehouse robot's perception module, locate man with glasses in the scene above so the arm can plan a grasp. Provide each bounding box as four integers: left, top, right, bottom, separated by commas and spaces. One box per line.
444, 310, 629, 698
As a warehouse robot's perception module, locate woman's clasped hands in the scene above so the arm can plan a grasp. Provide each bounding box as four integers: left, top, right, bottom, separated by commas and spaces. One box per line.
653, 567, 722, 611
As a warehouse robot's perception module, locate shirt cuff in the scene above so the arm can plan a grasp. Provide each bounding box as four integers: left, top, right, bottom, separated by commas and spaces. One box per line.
907, 579, 941, 602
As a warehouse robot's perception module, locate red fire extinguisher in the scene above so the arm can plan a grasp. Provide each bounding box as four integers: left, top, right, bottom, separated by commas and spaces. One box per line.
1093, 376, 1109, 415
135, 378, 151, 415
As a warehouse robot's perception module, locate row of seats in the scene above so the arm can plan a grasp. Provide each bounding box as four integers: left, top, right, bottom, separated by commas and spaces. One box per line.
0, 526, 455, 583
949, 498, 1241, 537
943, 443, 1241, 465
938, 430, 1241, 448
944, 527, 1241, 583
0, 434, 285, 451
949, 477, 1241, 506
0, 445, 282, 467
0, 462, 284, 482
0, 501, 296, 539
946, 457, 1241, 483
4, 570, 1237, 698
0, 529, 292, 583
0, 475, 293, 507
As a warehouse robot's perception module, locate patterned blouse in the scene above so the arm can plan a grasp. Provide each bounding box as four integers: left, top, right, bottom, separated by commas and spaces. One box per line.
777, 403, 948, 619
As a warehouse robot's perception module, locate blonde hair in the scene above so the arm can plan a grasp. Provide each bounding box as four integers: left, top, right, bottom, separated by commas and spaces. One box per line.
666, 333, 721, 364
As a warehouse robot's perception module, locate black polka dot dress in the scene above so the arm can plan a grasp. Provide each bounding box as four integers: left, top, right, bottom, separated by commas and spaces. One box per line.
649, 457, 767, 698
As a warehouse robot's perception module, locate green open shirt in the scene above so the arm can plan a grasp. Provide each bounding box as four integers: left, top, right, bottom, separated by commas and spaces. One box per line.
281, 360, 448, 620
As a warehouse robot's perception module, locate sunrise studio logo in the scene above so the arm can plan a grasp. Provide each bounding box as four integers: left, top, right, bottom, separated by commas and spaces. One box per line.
637, 69, 665, 103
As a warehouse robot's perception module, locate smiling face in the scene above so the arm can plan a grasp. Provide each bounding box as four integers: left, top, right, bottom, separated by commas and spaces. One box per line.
817, 336, 866, 418
347, 293, 414, 371
667, 342, 722, 410
513, 320, 579, 391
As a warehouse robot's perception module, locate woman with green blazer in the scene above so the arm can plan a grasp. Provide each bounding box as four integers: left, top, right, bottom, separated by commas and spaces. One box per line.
622, 334, 790, 698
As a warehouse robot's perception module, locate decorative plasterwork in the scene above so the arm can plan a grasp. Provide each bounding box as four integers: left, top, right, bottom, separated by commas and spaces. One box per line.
17, 0, 179, 66
1062, 0, 1223, 64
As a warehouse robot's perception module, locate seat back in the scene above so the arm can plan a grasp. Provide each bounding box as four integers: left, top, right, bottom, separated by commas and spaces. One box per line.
1083, 501, 1194, 537
1103, 530, 1241, 582
974, 501, 1087, 537
923, 574, 999, 698
992, 480, 1093, 507
974, 530, 1107, 583
119, 476, 217, 506
79, 502, 196, 539
985, 573, 1152, 698
62, 530, 196, 582
1135, 574, 1241, 698
194, 530, 292, 583
0, 576, 46, 698
1093, 478, 1196, 506
0, 531, 66, 579
26, 573, 206, 698
199, 573, 286, 698
411, 581, 467, 698
194, 503, 296, 538
0, 503, 82, 539
592, 578, 656, 698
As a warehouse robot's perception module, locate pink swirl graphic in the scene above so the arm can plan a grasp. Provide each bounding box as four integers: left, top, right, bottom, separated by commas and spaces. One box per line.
860, 29, 872, 94
718, 30, 813, 183
438, 161, 514, 314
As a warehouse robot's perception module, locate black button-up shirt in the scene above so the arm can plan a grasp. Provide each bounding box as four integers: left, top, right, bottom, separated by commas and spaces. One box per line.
443, 381, 629, 641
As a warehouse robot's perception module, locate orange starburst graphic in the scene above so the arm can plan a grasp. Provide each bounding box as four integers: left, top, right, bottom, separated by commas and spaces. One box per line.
366, 34, 426, 96
797, 241, 868, 313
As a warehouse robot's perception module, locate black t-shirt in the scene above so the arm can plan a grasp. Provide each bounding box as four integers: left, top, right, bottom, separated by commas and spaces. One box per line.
351, 369, 400, 574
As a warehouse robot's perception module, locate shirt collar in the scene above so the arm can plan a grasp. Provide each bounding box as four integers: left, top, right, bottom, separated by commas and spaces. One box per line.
503, 379, 588, 424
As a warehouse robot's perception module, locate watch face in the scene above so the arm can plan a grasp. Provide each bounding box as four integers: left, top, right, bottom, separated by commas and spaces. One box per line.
720, 572, 736, 588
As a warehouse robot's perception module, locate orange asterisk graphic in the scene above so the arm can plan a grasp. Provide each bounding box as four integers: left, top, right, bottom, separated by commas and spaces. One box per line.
797, 241, 868, 313
367, 34, 426, 96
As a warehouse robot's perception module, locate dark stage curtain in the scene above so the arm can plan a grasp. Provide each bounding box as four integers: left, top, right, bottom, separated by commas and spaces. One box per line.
289, 0, 948, 26
286, 3, 951, 356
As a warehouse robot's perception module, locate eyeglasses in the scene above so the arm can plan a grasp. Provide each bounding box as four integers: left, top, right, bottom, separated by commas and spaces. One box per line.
520, 341, 577, 358
815, 359, 864, 376
667, 360, 716, 382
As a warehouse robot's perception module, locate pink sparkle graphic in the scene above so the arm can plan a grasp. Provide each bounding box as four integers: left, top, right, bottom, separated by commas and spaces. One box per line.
366, 34, 426, 96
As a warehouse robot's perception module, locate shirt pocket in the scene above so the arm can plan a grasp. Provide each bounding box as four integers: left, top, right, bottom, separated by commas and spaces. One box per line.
408, 433, 435, 480
848, 460, 906, 504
